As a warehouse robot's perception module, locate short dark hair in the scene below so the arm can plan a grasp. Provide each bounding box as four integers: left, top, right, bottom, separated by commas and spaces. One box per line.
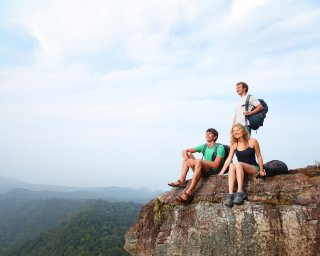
236, 82, 249, 93
206, 128, 218, 140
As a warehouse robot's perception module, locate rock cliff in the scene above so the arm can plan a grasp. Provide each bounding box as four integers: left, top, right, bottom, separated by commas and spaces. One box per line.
125, 166, 320, 256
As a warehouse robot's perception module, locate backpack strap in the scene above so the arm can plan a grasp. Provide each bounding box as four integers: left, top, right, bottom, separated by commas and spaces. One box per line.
201, 143, 208, 159
212, 143, 220, 157
202, 143, 219, 160
244, 94, 251, 125
211, 143, 222, 163
244, 94, 251, 111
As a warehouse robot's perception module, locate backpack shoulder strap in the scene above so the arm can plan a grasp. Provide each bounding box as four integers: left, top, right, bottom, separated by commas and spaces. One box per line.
212, 143, 220, 156
244, 94, 251, 125
245, 94, 251, 111
201, 143, 208, 159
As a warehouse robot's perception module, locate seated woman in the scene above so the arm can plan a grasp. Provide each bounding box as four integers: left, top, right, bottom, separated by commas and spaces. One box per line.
219, 123, 266, 207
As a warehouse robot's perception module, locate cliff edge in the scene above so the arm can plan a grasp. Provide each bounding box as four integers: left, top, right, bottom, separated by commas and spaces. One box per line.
125, 166, 320, 256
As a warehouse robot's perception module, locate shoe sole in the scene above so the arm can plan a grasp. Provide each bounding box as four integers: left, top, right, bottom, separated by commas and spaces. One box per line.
233, 197, 247, 205
168, 183, 187, 188
176, 196, 193, 204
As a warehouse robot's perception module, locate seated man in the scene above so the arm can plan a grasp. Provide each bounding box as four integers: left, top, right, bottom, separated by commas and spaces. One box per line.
168, 128, 225, 203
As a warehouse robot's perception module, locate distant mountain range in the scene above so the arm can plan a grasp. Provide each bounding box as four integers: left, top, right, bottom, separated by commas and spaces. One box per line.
0, 196, 140, 256
0, 177, 147, 255
0, 176, 163, 203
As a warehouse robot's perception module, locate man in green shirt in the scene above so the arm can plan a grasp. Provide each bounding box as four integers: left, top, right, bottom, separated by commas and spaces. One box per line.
168, 128, 225, 203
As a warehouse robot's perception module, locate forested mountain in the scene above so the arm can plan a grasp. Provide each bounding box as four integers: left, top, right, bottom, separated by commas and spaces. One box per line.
0, 197, 86, 253
0, 196, 141, 256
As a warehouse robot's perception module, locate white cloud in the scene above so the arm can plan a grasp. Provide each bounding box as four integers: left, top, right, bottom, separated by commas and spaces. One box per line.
230, 0, 272, 22
0, 0, 319, 188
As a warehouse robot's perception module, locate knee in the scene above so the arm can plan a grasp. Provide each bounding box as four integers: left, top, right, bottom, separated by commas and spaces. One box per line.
194, 160, 202, 169
234, 162, 242, 169
187, 152, 193, 158
229, 163, 235, 172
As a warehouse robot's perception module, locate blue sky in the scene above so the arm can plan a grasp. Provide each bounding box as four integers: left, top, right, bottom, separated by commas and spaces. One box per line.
0, 0, 319, 190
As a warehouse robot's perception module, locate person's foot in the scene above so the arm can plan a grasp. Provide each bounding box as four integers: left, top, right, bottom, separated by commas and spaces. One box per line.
168, 179, 187, 188
233, 192, 247, 204
224, 193, 234, 208
176, 191, 193, 204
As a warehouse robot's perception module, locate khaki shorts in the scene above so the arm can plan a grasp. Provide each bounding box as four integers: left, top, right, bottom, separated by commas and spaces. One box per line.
202, 168, 220, 177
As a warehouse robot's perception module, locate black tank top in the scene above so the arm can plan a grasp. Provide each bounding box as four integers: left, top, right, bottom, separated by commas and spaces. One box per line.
235, 147, 258, 166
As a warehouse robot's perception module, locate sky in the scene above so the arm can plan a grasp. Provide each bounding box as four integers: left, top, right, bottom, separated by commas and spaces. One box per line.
0, 0, 319, 190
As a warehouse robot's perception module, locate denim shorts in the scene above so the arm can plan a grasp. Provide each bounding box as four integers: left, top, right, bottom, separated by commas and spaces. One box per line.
253, 165, 260, 172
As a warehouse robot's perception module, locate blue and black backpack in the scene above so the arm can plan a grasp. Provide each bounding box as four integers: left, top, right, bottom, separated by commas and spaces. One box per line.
263, 160, 289, 176
245, 94, 268, 130
257, 160, 289, 179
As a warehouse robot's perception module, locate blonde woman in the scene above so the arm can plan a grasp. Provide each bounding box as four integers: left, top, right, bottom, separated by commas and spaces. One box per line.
219, 123, 266, 207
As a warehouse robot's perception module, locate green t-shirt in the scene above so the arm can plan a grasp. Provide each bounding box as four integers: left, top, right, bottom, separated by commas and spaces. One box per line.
194, 143, 225, 171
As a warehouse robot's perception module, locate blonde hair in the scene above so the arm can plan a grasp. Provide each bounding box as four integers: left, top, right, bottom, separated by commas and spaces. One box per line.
231, 123, 250, 145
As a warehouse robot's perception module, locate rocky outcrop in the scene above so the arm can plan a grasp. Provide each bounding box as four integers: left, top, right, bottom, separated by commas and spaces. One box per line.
125, 166, 320, 256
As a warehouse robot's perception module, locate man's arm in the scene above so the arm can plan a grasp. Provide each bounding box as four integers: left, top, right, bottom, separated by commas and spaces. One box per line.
182, 148, 196, 160
203, 156, 223, 169
243, 103, 263, 116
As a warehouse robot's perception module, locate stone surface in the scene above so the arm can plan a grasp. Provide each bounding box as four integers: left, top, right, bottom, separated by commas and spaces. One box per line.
125, 166, 320, 256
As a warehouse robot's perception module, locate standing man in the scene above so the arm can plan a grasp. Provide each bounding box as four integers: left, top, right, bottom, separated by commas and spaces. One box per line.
168, 128, 225, 203
233, 82, 263, 134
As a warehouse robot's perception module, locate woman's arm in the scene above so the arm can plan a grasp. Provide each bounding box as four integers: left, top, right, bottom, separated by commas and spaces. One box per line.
218, 144, 236, 175
251, 138, 266, 176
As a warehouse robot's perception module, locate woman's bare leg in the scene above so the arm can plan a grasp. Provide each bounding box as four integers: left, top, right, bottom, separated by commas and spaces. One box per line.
235, 162, 257, 192
228, 163, 236, 194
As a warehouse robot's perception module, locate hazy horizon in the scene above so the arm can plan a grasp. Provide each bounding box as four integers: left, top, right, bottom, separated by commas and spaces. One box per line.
0, 175, 163, 191
1, 1, 319, 190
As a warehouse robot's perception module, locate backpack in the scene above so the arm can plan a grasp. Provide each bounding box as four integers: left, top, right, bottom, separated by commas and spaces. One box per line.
245, 95, 268, 130
201, 143, 230, 173
263, 160, 288, 176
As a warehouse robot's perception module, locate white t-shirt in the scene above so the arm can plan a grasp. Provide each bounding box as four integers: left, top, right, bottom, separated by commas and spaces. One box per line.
234, 94, 260, 126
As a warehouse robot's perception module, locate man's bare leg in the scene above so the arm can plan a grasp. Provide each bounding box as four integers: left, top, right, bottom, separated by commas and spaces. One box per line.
178, 152, 195, 183
178, 160, 210, 200
169, 153, 196, 186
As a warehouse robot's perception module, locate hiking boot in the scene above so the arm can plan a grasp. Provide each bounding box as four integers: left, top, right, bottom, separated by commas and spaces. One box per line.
224, 193, 234, 208
233, 192, 247, 205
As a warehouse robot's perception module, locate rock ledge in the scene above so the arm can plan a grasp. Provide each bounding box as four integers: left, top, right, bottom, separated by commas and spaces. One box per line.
125, 166, 320, 256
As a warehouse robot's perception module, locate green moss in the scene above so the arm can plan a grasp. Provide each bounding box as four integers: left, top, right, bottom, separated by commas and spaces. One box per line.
153, 199, 175, 226
153, 199, 162, 225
